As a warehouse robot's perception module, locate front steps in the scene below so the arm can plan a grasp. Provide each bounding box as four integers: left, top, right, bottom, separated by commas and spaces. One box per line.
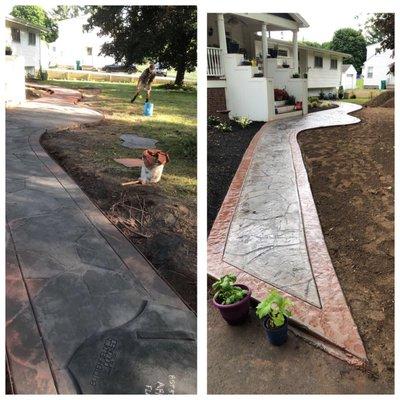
274, 100, 303, 120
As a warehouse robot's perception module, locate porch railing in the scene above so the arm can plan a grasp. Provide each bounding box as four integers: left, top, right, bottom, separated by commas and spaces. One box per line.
207, 47, 224, 77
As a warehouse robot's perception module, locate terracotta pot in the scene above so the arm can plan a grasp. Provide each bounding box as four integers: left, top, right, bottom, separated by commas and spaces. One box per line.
213, 284, 251, 325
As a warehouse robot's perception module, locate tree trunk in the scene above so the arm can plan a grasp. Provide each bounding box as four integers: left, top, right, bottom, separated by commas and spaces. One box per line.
174, 64, 186, 86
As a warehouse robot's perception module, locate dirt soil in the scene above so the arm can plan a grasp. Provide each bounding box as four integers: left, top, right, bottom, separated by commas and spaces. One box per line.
41, 95, 196, 311
207, 121, 264, 233
297, 105, 394, 387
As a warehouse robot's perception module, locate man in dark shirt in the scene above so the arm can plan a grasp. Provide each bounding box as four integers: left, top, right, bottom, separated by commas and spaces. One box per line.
131, 63, 156, 103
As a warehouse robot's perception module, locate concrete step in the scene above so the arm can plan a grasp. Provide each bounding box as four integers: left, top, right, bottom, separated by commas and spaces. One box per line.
275, 104, 296, 114
273, 110, 303, 120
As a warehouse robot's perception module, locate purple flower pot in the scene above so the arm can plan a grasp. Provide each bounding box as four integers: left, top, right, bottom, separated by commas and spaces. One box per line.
263, 316, 288, 346
213, 284, 251, 325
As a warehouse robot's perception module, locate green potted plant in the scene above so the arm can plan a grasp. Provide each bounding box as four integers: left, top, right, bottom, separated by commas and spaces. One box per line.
256, 290, 293, 345
5, 45, 12, 55
292, 73, 300, 78
212, 274, 251, 325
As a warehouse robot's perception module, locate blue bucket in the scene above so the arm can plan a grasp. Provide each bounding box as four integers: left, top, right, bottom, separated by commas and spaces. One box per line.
143, 102, 154, 116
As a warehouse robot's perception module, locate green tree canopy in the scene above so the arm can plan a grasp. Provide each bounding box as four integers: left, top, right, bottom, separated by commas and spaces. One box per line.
330, 28, 367, 73
85, 6, 197, 85
50, 5, 88, 21
11, 5, 58, 42
365, 13, 394, 51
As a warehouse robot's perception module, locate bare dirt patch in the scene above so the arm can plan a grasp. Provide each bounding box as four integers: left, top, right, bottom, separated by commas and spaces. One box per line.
41, 88, 197, 310
297, 105, 394, 386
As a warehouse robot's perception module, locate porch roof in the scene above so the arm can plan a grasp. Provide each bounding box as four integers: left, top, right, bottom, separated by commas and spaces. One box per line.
5, 15, 49, 33
225, 13, 309, 32
264, 37, 351, 59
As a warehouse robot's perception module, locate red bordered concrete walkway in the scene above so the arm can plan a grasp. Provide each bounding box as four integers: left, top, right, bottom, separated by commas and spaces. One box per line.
6, 85, 196, 394
208, 102, 367, 366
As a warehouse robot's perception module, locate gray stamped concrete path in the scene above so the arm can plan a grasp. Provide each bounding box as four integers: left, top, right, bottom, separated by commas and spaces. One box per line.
6, 85, 196, 394
209, 102, 367, 366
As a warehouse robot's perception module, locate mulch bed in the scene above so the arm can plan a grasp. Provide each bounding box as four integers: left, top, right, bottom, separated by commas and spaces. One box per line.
298, 105, 394, 386
207, 121, 264, 233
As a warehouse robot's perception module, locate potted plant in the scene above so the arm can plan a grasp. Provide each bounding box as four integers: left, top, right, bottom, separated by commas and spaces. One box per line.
295, 101, 303, 111
286, 95, 296, 106
274, 88, 289, 102
256, 290, 293, 346
5, 46, 12, 56
212, 274, 251, 325
282, 60, 290, 68
292, 73, 300, 78
303, 73, 308, 79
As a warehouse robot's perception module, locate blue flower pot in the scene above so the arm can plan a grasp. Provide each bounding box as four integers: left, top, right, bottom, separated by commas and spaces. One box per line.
263, 316, 288, 346
143, 102, 154, 116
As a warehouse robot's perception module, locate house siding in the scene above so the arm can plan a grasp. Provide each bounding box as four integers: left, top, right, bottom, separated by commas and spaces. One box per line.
362, 44, 394, 88
307, 51, 342, 90
5, 22, 41, 72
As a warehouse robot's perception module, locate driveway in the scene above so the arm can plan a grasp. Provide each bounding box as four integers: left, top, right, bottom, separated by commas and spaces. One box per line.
6, 86, 196, 394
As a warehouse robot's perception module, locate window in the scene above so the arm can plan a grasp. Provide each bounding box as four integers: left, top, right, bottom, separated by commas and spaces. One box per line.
367, 66, 373, 78
11, 28, 20, 43
277, 49, 288, 57
330, 59, 338, 69
314, 56, 323, 68
28, 32, 36, 46
86, 47, 93, 56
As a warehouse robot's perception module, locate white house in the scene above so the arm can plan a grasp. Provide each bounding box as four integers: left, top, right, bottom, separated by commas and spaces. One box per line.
207, 13, 350, 122
5, 15, 47, 76
47, 15, 115, 69
340, 64, 357, 90
362, 43, 395, 89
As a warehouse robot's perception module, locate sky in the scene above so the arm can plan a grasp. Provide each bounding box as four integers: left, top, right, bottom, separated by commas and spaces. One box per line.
271, 11, 370, 43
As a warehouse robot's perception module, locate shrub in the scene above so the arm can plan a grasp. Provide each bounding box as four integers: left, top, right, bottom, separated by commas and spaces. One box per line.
292, 73, 300, 78
350, 93, 357, 99
212, 274, 247, 305
319, 90, 325, 100
303, 73, 308, 79
207, 115, 220, 127
234, 116, 252, 128
274, 88, 289, 101
256, 289, 293, 328
37, 67, 48, 81
287, 95, 296, 106
215, 122, 232, 133
5, 46, 12, 55
338, 85, 344, 99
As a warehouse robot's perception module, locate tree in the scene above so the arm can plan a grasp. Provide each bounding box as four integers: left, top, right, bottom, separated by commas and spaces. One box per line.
365, 13, 394, 52
50, 6, 88, 21
85, 6, 197, 86
330, 28, 367, 73
11, 5, 58, 42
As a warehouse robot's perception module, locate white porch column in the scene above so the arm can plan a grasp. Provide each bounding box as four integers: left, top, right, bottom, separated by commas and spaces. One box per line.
217, 14, 227, 54
262, 23, 268, 77
293, 29, 299, 73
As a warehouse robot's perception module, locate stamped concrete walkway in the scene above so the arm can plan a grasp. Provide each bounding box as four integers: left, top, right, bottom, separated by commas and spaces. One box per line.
6, 86, 196, 394
208, 102, 366, 365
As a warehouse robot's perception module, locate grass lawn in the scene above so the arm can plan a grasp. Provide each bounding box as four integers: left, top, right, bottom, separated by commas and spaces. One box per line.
343, 87, 384, 106
43, 79, 197, 204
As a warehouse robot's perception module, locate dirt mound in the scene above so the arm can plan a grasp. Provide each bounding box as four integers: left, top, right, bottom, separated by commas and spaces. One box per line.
366, 91, 394, 107
382, 97, 394, 108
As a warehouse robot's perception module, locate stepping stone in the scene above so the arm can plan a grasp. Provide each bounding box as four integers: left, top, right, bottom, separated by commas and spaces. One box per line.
114, 158, 143, 168
208, 102, 367, 366
120, 134, 158, 149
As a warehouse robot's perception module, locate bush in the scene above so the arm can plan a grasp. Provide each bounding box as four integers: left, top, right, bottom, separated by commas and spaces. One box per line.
37, 68, 48, 81
338, 85, 344, 99
274, 88, 289, 101
234, 116, 252, 128
319, 90, 325, 100
292, 73, 300, 78
207, 115, 220, 127
350, 93, 357, 99
215, 122, 232, 133
5, 46, 12, 55
287, 95, 296, 106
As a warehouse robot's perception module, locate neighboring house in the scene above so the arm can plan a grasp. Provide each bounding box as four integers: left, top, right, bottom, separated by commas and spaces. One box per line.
340, 64, 357, 90
47, 16, 115, 69
361, 43, 395, 89
5, 15, 47, 76
207, 13, 350, 122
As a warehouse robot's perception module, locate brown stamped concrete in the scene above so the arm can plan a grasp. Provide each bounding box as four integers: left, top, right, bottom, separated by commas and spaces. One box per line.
208, 102, 367, 366
6, 85, 196, 394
